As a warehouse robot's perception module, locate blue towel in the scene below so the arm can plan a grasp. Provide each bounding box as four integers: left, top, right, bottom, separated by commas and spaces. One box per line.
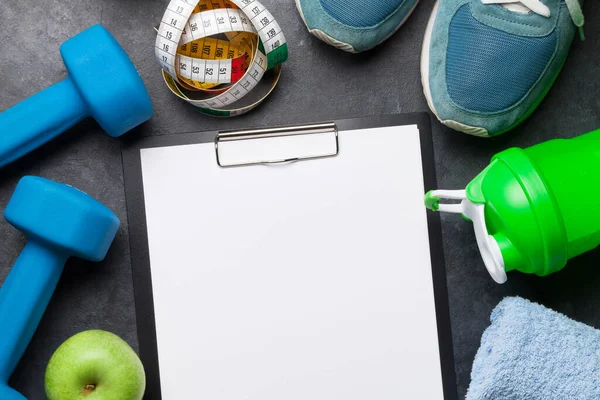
467, 297, 600, 400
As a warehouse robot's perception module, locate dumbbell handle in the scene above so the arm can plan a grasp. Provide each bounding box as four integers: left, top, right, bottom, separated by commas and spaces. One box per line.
0, 78, 88, 168
0, 241, 67, 381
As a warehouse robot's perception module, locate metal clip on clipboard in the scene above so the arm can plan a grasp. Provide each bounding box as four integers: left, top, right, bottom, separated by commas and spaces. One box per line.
215, 123, 339, 168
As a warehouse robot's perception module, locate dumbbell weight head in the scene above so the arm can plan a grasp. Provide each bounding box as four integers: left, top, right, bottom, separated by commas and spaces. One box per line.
4, 176, 120, 261
60, 24, 153, 138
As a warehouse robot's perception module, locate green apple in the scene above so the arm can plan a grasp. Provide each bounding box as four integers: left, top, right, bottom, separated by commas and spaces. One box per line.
45, 330, 146, 400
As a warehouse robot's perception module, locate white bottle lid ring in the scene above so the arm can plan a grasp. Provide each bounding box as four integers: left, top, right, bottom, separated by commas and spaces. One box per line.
430, 190, 507, 284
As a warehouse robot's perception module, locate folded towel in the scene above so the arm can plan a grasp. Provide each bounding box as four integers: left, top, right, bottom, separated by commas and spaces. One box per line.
467, 297, 600, 400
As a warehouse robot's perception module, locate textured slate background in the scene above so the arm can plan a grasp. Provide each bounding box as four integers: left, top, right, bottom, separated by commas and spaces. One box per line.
0, 1, 598, 398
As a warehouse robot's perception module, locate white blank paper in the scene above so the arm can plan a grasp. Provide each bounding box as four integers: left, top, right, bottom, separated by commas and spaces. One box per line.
140, 125, 444, 399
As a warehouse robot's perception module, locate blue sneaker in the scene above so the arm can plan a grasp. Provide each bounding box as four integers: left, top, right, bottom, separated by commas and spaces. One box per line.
421, 0, 585, 137
296, 0, 421, 53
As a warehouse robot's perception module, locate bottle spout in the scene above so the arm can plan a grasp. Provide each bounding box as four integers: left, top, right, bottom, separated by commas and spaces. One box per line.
425, 190, 508, 284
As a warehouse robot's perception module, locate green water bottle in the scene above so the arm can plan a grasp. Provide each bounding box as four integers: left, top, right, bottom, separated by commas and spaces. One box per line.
425, 129, 600, 283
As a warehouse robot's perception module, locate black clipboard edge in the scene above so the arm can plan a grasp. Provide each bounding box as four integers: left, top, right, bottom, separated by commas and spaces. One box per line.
121, 113, 458, 400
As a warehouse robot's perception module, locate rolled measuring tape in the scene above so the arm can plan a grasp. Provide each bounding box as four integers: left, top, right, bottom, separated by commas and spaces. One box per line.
155, 0, 288, 116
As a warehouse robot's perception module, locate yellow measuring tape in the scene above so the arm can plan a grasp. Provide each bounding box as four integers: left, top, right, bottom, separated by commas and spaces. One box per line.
155, 0, 288, 117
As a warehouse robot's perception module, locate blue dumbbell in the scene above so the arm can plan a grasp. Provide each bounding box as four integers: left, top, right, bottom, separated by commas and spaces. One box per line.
0, 176, 120, 400
0, 24, 153, 168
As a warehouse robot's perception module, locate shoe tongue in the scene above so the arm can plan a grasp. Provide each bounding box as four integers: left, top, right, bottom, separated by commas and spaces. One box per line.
502, 3, 532, 13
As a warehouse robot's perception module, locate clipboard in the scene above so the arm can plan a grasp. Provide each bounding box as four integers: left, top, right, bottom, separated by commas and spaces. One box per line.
122, 113, 457, 400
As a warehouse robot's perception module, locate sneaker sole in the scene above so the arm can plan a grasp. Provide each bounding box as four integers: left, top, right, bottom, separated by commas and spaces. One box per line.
420, 0, 491, 137
295, 0, 421, 54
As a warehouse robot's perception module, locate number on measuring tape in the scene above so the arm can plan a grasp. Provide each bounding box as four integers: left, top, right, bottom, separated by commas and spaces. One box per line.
155, 0, 288, 117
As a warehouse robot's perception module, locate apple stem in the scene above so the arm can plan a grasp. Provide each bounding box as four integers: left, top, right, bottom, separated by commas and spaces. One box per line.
82, 384, 96, 396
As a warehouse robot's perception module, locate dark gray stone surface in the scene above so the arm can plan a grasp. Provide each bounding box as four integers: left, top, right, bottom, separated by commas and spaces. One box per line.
0, 0, 598, 398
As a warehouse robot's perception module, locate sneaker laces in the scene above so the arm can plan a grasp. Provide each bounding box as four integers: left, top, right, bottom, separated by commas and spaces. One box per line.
481, 0, 585, 40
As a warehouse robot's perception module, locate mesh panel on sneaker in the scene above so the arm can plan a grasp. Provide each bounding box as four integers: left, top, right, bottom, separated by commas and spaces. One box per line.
319, 0, 406, 27
446, 5, 557, 113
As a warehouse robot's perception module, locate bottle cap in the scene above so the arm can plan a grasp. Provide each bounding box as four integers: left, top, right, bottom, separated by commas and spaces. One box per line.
426, 148, 567, 283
